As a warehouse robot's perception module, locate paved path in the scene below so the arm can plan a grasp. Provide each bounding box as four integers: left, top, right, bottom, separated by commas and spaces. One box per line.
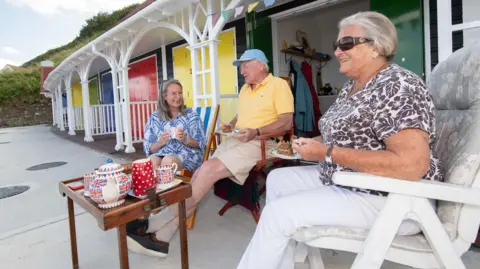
0, 125, 478, 269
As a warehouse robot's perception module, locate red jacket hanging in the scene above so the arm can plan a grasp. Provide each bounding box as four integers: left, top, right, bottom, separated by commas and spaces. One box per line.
301, 61, 321, 136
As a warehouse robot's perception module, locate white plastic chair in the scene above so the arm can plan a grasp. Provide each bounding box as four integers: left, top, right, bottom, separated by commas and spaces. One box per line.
294, 42, 480, 269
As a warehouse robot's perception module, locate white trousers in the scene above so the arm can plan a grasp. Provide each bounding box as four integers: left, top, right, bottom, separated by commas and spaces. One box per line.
236, 165, 423, 269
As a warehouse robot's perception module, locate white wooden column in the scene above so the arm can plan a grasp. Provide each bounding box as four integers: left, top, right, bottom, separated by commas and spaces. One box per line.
64, 74, 76, 135
111, 68, 124, 151
92, 45, 124, 151
51, 95, 57, 126
189, 3, 200, 109
118, 67, 135, 153
81, 79, 94, 142
437, 0, 453, 62
208, 40, 221, 108
56, 85, 65, 131
161, 45, 168, 81
65, 85, 76, 135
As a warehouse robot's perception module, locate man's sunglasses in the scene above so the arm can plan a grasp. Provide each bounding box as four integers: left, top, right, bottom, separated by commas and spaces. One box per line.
333, 36, 373, 51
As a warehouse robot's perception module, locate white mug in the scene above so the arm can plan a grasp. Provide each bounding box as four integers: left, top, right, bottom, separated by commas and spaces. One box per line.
170, 127, 178, 139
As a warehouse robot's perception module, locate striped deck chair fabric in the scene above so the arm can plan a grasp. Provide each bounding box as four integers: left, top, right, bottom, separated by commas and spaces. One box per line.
195, 106, 217, 137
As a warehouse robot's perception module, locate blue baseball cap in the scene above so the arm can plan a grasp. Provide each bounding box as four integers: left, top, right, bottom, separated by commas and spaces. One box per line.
232, 49, 269, 66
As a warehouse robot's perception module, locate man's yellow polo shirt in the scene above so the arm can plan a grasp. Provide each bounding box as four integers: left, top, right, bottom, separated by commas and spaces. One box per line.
235, 74, 294, 129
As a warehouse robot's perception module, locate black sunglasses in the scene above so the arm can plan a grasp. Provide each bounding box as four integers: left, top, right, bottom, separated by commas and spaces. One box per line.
333, 36, 373, 51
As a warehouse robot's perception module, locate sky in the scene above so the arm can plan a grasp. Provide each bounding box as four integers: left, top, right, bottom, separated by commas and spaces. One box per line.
0, 0, 143, 68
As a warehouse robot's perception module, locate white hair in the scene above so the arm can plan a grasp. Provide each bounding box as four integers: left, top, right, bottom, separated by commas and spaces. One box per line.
339, 11, 397, 60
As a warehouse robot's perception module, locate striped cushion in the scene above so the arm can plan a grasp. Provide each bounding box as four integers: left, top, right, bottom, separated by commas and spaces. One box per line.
195, 106, 216, 135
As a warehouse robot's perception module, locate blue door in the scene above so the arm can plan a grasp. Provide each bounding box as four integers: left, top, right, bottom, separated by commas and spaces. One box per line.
101, 73, 115, 132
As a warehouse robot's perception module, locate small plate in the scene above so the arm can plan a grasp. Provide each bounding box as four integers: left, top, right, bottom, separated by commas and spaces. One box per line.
216, 129, 240, 136
128, 179, 183, 199
269, 148, 302, 160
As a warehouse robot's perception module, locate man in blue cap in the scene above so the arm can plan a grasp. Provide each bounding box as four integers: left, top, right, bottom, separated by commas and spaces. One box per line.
126, 49, 294, 257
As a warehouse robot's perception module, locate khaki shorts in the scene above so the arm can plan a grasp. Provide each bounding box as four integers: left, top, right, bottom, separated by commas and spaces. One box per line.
211, 138, 276, 185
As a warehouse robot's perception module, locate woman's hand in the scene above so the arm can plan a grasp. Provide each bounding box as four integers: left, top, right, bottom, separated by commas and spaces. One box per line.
158, 132, 170, 147
177, 128, 185, 142
292, 138, 328, 161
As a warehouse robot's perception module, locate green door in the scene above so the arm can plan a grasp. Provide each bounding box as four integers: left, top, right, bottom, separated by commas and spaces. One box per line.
245, 11, 274, 72
371, 0, 425, 79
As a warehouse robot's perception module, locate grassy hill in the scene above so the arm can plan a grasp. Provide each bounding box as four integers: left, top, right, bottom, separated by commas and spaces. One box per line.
0, 3, 139, 105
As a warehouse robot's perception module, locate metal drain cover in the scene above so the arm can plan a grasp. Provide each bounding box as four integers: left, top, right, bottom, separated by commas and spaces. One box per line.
26, 161, 67, 171
0, 186, 30, 199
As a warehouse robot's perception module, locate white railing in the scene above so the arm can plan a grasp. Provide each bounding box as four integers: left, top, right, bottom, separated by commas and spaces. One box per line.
125, 96, 238, 144
220, 94, 238, 123
73, 106, 84, 130
131, 101, 158, 143
91, 104, 116, 136
62, 107, 68, 129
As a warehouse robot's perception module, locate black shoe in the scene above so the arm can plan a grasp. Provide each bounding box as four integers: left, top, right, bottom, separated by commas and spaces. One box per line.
126, 233, 169, 258
126, 219, 149, 236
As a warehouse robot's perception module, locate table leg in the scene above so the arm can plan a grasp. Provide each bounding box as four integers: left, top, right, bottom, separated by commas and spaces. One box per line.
117, 224, 130, 269
179, 200, 189, 269
67, 198, 79, 269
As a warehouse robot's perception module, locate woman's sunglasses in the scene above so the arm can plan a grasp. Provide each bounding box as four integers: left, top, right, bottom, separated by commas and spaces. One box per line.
333, 36, 373, 51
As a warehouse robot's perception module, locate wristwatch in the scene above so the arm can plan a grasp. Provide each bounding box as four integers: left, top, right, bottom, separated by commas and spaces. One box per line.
325, 145, 334, 165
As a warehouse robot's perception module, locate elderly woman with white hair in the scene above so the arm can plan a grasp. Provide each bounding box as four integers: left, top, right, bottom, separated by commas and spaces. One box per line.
236, 11, 444, 269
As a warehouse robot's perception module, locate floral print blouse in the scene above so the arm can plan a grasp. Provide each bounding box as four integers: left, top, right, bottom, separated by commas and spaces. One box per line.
143, 108, 206, 172
318, 64, 444, 196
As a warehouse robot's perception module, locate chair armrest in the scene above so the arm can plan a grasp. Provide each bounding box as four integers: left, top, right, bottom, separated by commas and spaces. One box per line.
332, 172, 480, 206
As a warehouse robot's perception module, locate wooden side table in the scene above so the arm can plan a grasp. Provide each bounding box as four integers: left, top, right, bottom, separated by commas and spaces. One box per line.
59, 176, 192, 269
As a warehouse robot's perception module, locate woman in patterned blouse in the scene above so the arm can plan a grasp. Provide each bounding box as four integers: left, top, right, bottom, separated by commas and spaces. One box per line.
237, 11, 444, 269
143, 79, 206, 172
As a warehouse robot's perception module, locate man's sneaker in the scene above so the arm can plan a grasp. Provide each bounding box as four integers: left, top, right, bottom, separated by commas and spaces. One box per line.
126, 233, 169, 258
126, 219, 149, 236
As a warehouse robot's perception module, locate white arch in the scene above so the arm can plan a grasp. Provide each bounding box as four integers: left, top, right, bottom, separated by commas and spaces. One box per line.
122, 21, 192, 67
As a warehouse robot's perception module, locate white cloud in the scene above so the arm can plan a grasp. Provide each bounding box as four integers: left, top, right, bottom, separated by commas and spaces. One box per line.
5, 0, 142, 15
0, 58, 20, 69
1, 46, 21, 56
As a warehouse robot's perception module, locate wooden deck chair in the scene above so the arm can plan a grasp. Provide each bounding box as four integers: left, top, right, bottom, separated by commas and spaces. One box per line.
178, 104, 220, 229
213, 127, 295, 223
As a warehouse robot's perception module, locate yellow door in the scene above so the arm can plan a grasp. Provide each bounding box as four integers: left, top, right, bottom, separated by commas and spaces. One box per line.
172, 28, 237, 111
72, 82, 82, 107
173, 45, 194, 107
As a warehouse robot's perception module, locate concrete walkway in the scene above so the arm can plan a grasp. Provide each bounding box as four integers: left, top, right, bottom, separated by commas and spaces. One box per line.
0, 125, 479, 269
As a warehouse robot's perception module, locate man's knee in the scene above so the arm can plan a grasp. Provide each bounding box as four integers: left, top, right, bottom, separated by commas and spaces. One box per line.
161, 155, 183, 169
198, 158, 230, 183
149, 155, 162, 168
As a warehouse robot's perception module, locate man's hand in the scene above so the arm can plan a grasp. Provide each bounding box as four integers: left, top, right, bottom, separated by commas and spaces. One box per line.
158, 132, 170, 147
292, 137, 327, 161
233, 128, 257, 143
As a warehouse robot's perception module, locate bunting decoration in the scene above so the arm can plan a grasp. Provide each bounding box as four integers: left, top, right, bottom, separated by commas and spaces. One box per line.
248, 2, 259, 13
221, 9, 231, 21
263, 0, 275, 7
212, 12, 221, 25
234, 6, 244, 18
207, 0, 276, 26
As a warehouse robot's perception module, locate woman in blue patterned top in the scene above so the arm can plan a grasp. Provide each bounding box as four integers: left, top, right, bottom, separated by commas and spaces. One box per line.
143, 79, 206, 172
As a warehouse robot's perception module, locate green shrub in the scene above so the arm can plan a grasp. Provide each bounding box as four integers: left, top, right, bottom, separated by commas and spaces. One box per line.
0, 70, 40, 105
